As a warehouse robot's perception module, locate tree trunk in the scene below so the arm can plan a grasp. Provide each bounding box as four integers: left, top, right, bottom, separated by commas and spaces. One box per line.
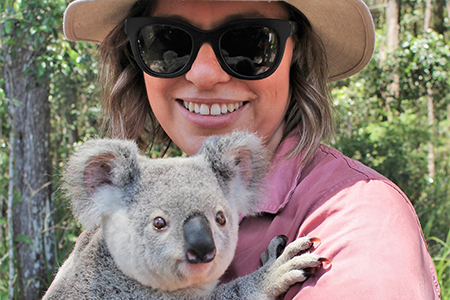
427, 87, 436, 179
384, 0, 401, 121
386, 0, 400, 52
7, 125, 16, 299
424, 0, 436, 180
447, 0, 450, 24
4, 33, 55, 300
424, 0, 433, 31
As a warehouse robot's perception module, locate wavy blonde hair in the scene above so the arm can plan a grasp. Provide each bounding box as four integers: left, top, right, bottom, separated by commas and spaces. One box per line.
99, 1, 333, 163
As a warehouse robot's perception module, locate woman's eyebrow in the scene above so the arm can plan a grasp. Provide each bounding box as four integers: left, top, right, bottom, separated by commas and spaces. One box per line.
155, 12, 268, 28
221, 12, 268, 22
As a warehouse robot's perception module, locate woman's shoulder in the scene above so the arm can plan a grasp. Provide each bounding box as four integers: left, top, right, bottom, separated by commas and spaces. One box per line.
295, 144, 410, 211
306, 144, 388, 182
297, 144, 407, 199
261, 141, 406, 214
274, 137, 389, 185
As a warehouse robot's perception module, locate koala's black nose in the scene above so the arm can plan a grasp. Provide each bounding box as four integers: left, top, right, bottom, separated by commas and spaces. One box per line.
183, 214, 216, 264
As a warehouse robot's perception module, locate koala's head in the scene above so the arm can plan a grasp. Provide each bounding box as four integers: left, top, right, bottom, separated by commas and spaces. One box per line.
64, 132, 269, 292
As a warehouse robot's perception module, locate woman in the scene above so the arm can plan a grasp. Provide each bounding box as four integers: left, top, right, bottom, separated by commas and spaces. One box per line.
63, 0, 440, 298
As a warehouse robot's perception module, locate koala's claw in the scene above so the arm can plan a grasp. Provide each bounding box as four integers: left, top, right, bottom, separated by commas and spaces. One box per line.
262, 236, 324, 298
309, 237, 321, 244
319, 257, 332, 265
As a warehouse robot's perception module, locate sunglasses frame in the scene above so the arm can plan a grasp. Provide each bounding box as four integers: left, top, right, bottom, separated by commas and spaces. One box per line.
125, 17, 297, 80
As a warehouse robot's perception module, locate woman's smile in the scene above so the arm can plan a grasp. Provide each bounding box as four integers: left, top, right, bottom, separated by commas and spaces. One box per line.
181, 100, 245, 116
176, 98, 248, 129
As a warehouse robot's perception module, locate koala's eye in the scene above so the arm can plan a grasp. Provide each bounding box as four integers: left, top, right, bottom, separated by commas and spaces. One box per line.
216, 211, 226, 226
153, 217, 167, 230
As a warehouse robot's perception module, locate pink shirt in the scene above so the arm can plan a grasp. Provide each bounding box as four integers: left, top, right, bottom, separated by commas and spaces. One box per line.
220, 137, 441, 299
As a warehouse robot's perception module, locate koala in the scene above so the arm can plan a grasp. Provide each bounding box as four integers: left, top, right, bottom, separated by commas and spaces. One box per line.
43, 132, 322, 300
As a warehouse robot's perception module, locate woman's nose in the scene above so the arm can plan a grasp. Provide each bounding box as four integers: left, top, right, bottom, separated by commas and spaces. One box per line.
185, 44, 231, 90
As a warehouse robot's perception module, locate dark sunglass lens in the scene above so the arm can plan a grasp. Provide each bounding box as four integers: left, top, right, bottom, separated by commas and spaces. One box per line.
137, 25, 192, 74
220, 26, 279, 77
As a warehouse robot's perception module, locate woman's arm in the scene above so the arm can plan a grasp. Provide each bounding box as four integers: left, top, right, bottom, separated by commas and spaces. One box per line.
287, 179, 440, 299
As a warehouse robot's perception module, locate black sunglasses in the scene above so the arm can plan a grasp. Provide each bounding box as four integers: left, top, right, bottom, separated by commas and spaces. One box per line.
125, 17, 297, 80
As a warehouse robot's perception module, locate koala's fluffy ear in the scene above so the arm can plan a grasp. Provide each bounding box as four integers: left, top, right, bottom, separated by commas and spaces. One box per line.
198, 131, 270, 216
63, 139, 140, 229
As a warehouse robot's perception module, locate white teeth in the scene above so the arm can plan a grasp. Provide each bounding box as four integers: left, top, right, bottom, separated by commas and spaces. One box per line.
210, 104, 221, 115
200, 104, 210, 115
183, 101, 244, 116
221, 104, 228, 114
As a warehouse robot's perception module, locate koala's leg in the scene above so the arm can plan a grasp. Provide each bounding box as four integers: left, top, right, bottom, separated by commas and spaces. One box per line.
261, 235, 288, 266
209, 236, 323, 300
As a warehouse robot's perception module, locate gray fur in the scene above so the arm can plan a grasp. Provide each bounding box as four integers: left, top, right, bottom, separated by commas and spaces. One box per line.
43, 132, 321, 300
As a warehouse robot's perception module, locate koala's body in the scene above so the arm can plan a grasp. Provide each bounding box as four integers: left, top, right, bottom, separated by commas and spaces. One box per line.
43, 132, 321, 300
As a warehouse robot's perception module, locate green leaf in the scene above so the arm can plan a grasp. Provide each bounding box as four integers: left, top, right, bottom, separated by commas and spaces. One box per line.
14, 234, 35, 247
3, 38, 16, 45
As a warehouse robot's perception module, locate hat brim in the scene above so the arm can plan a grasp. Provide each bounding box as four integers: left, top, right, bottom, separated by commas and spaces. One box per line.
63, 0, 375, 82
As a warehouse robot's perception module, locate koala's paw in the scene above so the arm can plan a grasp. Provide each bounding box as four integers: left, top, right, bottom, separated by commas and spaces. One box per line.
262, 236, 326, 298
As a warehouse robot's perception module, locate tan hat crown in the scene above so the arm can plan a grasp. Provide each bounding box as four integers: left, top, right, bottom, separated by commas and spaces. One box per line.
63, 0, 375, 81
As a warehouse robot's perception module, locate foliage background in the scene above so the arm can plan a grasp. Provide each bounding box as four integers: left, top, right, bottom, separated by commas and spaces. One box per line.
0, 0, 449, 299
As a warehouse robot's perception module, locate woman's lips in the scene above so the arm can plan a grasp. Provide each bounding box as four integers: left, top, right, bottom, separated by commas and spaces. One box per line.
182, 100, 245, 116
177, 99, 248, 128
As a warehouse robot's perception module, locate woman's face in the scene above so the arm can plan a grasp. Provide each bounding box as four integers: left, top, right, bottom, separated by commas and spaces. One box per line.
145, 0, 294, 155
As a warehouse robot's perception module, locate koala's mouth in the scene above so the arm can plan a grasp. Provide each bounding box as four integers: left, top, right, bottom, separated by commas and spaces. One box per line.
180, 100, 246, 116
178, 260, 216, 283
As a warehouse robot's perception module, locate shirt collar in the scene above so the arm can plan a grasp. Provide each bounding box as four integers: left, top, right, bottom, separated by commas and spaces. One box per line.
256, 136, 306, 214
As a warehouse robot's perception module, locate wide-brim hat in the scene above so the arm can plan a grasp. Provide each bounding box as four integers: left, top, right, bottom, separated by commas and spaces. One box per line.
63, 0, 375, 82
